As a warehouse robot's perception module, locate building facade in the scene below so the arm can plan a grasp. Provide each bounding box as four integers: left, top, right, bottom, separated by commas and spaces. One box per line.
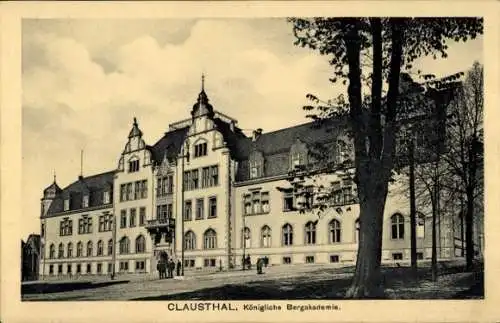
38, 82, 469, 278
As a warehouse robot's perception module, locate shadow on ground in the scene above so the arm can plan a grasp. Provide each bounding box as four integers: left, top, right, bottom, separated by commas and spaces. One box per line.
135, 262, 483, 301
21, 280, 129, 295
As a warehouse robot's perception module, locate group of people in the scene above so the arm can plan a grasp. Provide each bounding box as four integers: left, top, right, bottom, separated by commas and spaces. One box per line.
157, 258, 182, 279
243, 255, 269, 274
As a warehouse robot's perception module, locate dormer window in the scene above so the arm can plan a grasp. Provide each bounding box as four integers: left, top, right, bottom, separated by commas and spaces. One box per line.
82, 195, 89, 208
64, 199, 70, 211
249, 151, 264, 179
103, 191, 110, 204
289, 139, 308, 170
194, 142, 208, 158
129, 159, 140, 173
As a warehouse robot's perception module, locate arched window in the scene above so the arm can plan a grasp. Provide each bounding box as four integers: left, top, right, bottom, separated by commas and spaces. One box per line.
391, 213, 405, 240
184, 231, 196, 250
329, 219, 341, 243
282, 224, 293, 246
77, 241, 83, 257
58, 243, 64, 258
97, 240, 104, 256
67, 242, 73, 258
87, 241, 93, 257
261, 225, 272, 248
49, 244, 55, 259
354, 218, 360, 243
203, 229, 217, 249
135, 235, 146, 253
417, 212, 425, 238
305, 221, 317, 245
119, 237, 130, 254
107, 239, 113, 256
242, 227, 251, 249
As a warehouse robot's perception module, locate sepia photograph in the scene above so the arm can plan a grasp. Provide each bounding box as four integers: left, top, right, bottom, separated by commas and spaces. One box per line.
18, 15, 486, 303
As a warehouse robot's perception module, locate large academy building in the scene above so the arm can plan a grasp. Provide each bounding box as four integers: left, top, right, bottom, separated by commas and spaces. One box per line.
38, 81, 473, 278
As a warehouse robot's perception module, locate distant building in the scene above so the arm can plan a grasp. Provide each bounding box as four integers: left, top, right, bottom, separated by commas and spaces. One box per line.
38, 78, 478, 278
22, 234, 40, 281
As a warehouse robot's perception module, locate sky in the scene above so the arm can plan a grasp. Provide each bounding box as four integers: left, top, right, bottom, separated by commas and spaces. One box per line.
21, 18, 483, 240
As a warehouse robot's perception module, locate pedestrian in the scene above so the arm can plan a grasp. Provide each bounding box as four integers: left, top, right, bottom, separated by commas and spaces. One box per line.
176, 260, 181, 277
246, 255, 251, 270
256, 258, 264, 274
169, 259, 175, 278
157, 262, 162, 279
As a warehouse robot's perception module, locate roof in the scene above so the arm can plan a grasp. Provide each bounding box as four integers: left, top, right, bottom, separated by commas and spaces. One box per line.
24, 234, 41, 253
43, 181, 62, 194
235, 118, 346, 182
150, 126, 190, 164
44, 170, 115, 217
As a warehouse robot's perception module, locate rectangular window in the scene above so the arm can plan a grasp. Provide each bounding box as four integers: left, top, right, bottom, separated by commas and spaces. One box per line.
64, 199, 70, 211
202, 167, 210, 188
86, 263, 91, 274
392, 253, 403, 260
208, 197, 217, 218
76, 264, 81, 274
126, 183, 133, 201
67, 264, 72, 275
252, 191, 261, 214
283, 191, 294, 211
78, 216, 91, 234
141, 180, 148, 198
204, 258, 216, 267
183, 171, 191, 191
139, 207, 146, 226
120, 184, 126, 202
330, 255, 340, 263
120, 210, 127, 228
135, 261, 145, 271
244, 194, 252, 215
82, 195, 89, 208
196, 198, 204, 220
305, 256, 315, 264
166, 204, 173, 218
58, 264, 63, 274
194, 142, 208, 157
49, 265, 54, 275
261, 192, 270, 213
184, 200, 192, 221
282, 257, 292, 264
107, 263, 112, 274
129, 208, 136, 227
99, 216, 105, 232
103, 191, 110, 204
129, 160, 139, 172
417, 252, 424, 260
167, 174, 174, 193
184, 259, 196, 268
134, 181, 141, 200
157, 178, 163, 196
192, 169, 199, 190
97, 263, 102, 274
210, 166, 219, 186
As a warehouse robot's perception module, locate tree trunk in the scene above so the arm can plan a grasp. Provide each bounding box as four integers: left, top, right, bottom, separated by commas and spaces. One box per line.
346, 181, 387, 298
431, 179, 438, 282
465, 187, 475, 271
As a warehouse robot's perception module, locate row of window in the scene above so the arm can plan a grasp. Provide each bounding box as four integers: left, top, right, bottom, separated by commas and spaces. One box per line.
184, 229, 217, 250
243, 191, 270, 215
59, 214, 114, 237
184, 197, 217, 221
157, 175, 174, 196
47, 260, 146, 275
183, 165, 219, 191
119, 180, 148, 202
63, 191, 112, 211
248, 140, 351, 179
120, 207, 146, 228
48, 235, 147, 259
184, 214, 423, 251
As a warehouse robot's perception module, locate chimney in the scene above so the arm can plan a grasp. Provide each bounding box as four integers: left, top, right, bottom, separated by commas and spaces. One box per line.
252, 128, 263, 142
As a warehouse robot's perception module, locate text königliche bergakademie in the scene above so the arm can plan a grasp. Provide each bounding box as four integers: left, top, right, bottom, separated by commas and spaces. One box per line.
167, 303, 341, 312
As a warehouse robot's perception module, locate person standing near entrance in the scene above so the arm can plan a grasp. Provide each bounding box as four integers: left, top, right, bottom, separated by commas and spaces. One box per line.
176, 260, 181, 277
